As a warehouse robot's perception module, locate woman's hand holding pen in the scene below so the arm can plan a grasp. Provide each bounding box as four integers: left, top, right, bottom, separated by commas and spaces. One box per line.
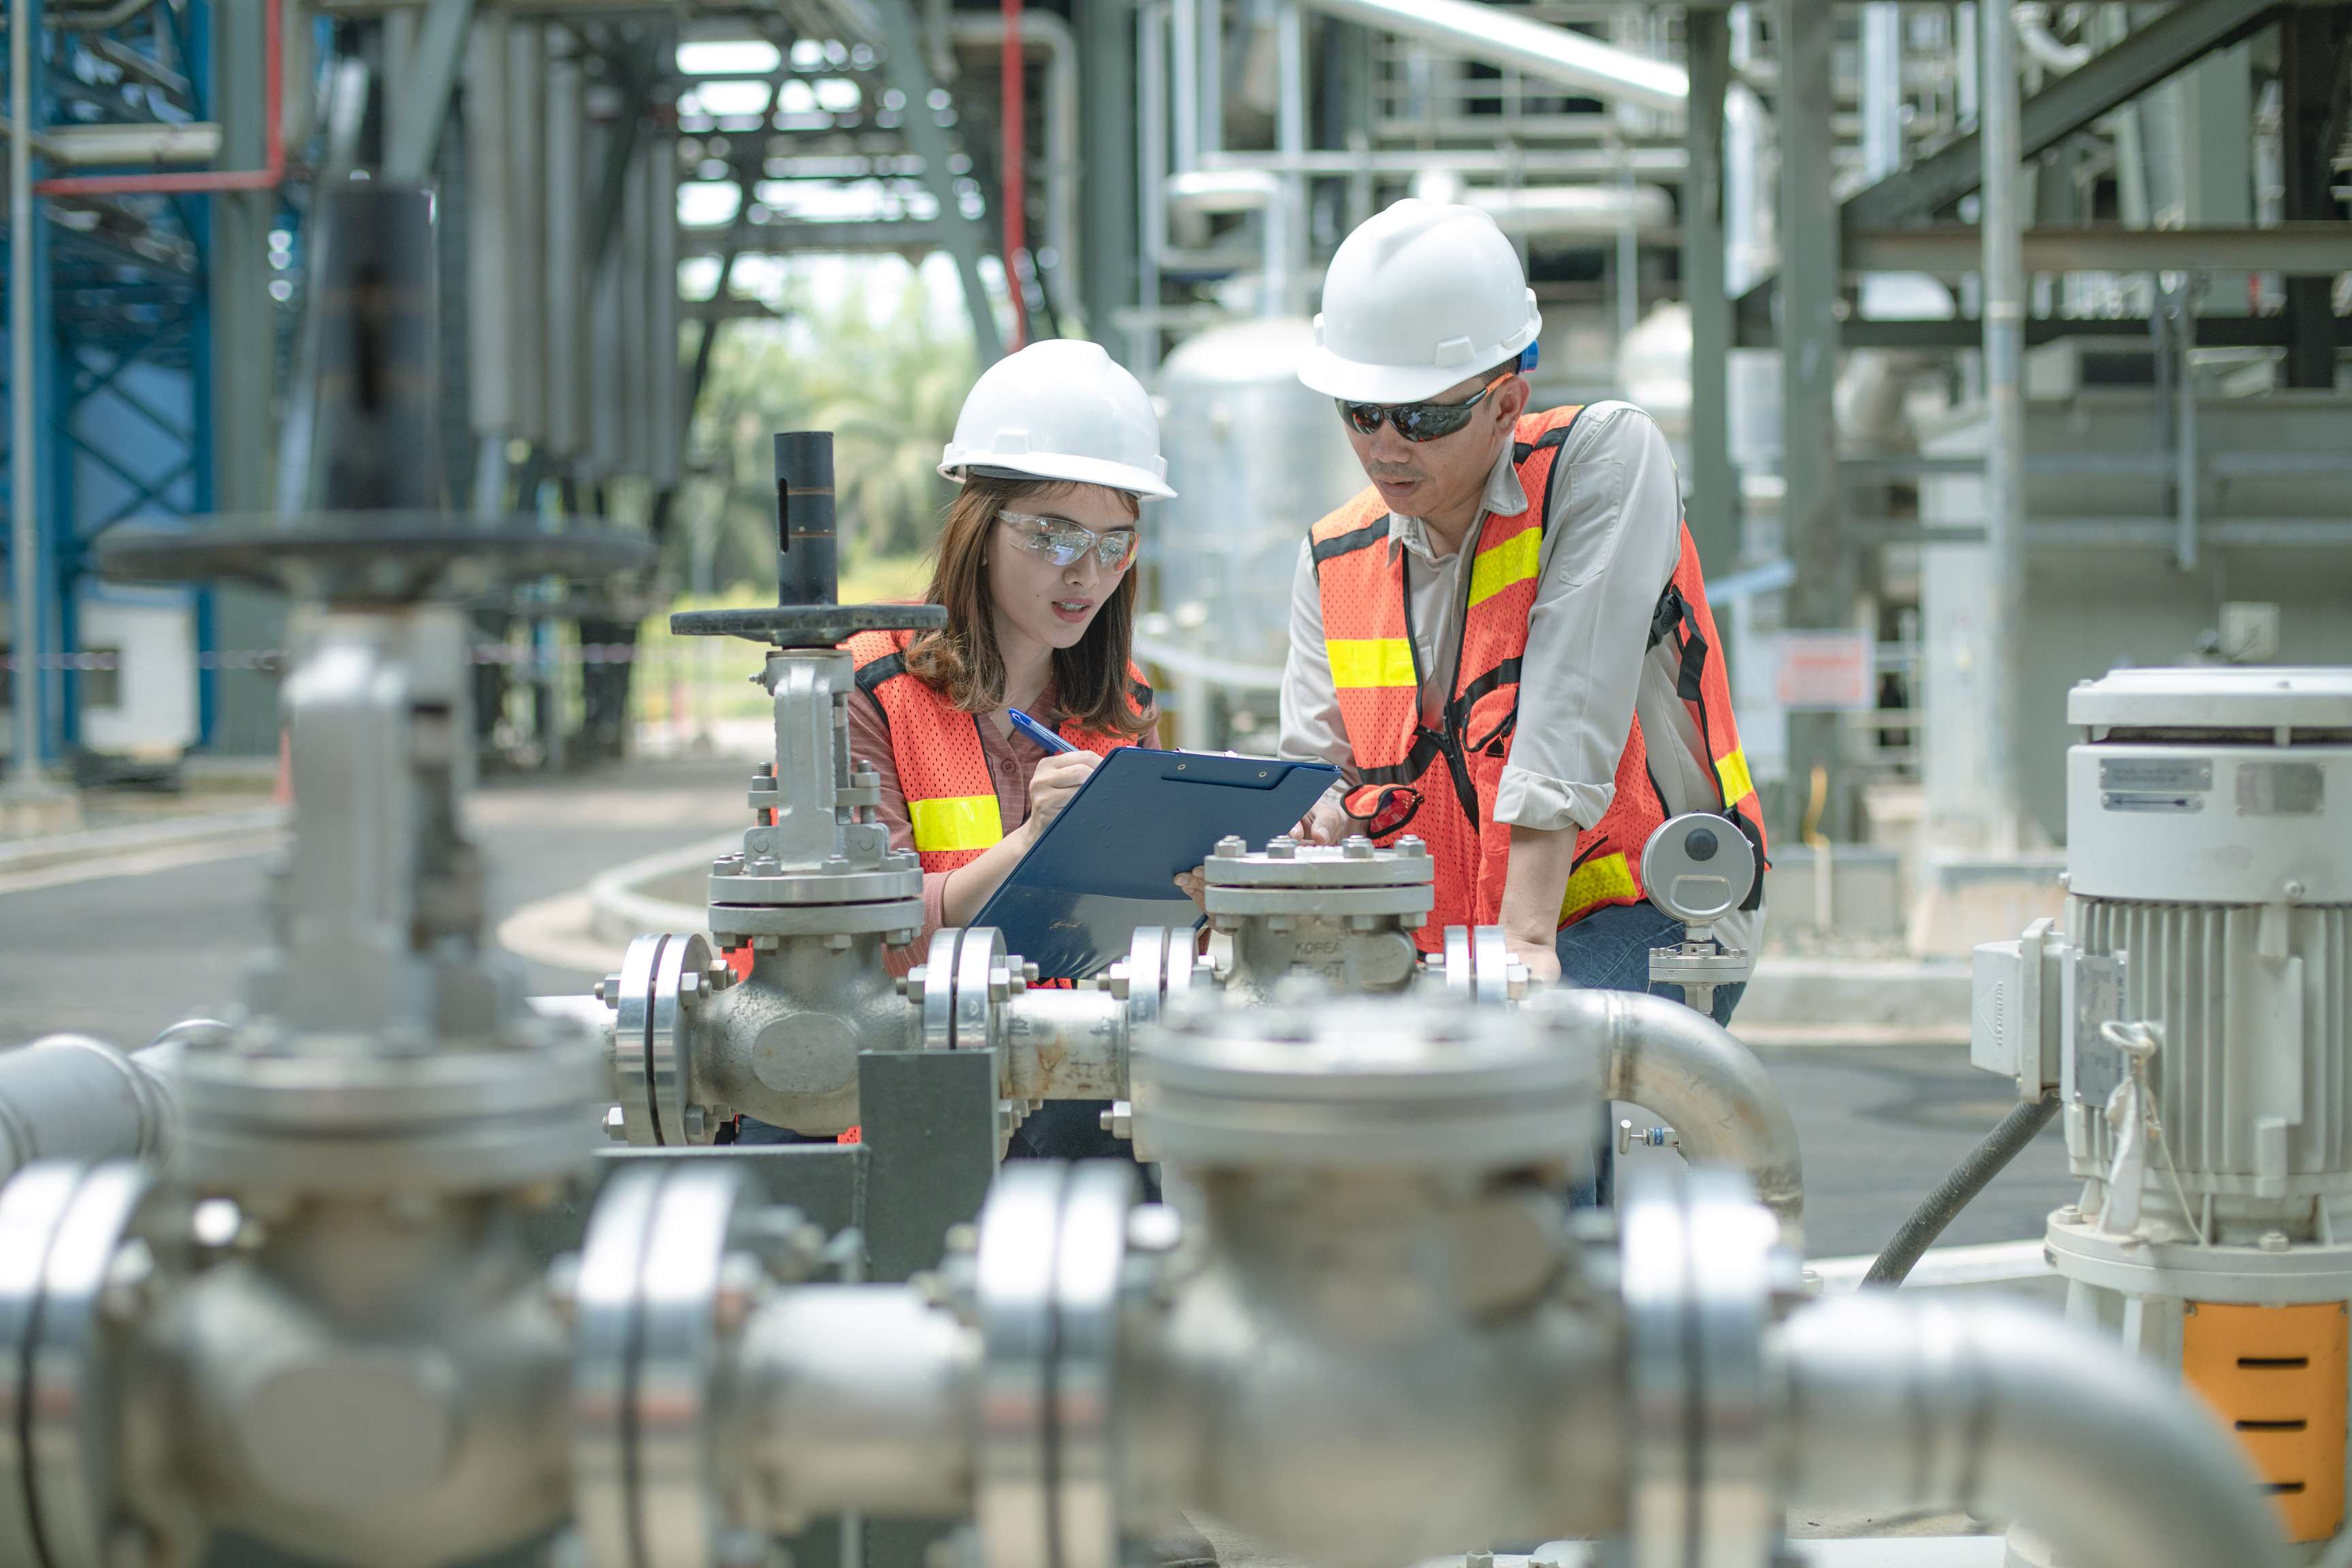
1020, 751, 1101, 842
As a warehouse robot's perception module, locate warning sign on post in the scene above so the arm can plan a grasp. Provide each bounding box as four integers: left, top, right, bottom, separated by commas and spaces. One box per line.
1775, 631, 1876, 712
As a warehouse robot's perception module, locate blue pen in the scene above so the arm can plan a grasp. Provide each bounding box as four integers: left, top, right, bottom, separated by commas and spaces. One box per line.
1005, 708, 1077, 754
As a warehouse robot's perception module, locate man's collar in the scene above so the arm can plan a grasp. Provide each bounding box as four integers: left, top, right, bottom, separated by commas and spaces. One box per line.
1384, 442, 1530, 564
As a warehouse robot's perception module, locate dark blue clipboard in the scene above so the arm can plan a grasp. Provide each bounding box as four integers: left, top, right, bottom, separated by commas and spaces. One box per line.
970, 748, 1341, 981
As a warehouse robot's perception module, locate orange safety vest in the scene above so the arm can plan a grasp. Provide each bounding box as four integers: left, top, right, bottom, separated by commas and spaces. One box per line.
843, 627, 1155, 872
1309, 406, 1765, 951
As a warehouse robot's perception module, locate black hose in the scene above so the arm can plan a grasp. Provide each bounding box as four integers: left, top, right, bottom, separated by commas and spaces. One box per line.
1863, 1090, 2061, 1288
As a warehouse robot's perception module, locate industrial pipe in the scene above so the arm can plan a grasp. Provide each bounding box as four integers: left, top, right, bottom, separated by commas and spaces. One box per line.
1781, 1293, 2288, 1568
1533, 987, 1804, 1235
2012, 2, 2093, 73
36, 0, 282, 194
1000, 0, 1028, 346
0, 1034, 177, 1180
1291, 0, 1686, 114
945, 10, 1077, 327
996, 987, 1127, 1101
734, 1285, 978, 1526
1980, 0, 2028, 852
1460, 182, 1675, 240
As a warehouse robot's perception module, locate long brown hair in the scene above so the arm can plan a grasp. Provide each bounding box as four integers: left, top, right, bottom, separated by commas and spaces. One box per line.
901, 474, 1154, 739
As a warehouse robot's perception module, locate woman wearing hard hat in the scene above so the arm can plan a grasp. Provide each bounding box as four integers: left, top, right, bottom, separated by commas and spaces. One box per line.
839, 338, 1173, 1162
1279, 199, 1768, 1032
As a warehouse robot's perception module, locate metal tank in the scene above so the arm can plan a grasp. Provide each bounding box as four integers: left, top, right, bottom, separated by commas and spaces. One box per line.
1147, 318, 1364, 741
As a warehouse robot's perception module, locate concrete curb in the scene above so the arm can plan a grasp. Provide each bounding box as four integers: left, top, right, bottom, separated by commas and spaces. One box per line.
584, 834, 729, 943
0, 804, 287, 876
1739, 956, 1971, 1035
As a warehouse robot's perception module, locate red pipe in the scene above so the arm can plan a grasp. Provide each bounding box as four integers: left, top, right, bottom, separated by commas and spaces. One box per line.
37, 0, 282, 195
1000, 0, 1028, 349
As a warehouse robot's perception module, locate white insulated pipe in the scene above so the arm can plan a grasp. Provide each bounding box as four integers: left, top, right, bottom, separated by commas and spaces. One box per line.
1782, 1294, 2288, 1568
0, 1034, 179, 1180
1292, 0, 1686, 114
1463, 182, 1674, 240
1981, 0, 2029, 852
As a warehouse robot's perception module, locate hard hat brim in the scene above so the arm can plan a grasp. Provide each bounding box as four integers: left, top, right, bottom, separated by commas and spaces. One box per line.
1294, 343, 1510, 406
938, 448, 1177, 501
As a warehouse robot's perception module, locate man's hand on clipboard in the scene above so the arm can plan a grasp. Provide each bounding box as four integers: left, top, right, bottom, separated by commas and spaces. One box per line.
1295, 793, 1348, 845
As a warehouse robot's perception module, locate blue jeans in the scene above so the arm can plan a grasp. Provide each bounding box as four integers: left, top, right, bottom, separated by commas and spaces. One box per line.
1556, 901, 1748, 1205
1554, 900, 1746, 1026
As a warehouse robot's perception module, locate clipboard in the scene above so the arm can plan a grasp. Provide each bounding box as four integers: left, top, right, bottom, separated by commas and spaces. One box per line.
969, 748, 1341, 980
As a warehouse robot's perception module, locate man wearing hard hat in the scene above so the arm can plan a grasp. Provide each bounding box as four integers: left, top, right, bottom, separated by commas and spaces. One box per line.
1278, 199, 1765, 1019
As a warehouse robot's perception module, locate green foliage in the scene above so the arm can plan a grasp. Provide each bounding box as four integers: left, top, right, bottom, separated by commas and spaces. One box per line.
674, 264, 978, 593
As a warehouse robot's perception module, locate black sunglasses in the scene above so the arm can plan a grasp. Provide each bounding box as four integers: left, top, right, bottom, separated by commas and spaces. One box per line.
1336, 372, 1513, 443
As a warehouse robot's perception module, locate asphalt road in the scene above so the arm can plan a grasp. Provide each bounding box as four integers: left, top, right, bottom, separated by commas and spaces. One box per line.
0, 757, 2071, 1261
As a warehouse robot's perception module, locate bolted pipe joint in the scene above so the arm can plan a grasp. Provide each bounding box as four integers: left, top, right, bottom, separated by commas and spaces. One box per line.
1098, 996, 1626, 1565
1200, 836, 1433, 1002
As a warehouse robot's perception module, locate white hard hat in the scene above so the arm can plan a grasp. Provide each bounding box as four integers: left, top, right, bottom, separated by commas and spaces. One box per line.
940, 339, 1177, 500
1298, 199, 1543, 405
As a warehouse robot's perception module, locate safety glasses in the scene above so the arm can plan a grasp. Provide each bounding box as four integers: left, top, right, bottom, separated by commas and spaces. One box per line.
999, 511, 1142, 573
1335, 372, 1512, 444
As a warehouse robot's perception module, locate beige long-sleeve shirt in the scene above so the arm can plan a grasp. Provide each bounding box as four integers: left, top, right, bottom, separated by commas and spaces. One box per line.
1276, 399, 1760, 955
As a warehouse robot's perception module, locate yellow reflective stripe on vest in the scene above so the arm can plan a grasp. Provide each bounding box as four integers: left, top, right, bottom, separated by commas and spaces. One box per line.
1561, 851, 1637, 922
909, 794, 1003, 854
1467, 528, 1541, 610
1327, 638, 1417, 691
1714, 747, 1755, 807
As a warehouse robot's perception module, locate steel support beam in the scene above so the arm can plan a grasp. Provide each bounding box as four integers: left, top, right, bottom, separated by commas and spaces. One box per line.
1847, 222, 2352, 275
1076, 0, 1140, 355
384, 0, 476, 182
1792, 312, 2352, 351
1682, 7, 1735, 577
2278, 10, 2347, 388
6, 0, 46, 791
1844, 0, 2285, 227
210, 0, 286, 753
857, 1050, 1000, 1284
1776, 0, 1847, 841
873, 0, 1004, 364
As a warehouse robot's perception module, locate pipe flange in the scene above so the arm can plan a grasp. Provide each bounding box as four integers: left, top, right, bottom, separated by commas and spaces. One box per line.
708, 862, 923, 908
1115, 928, 1205, 1032
1202, 837, 1435, 922
0, 1160, 154, 1568
612, 932, 720, 1147
1440, 926, 1527, 1006
170, 1023, 605, 1192
1128, 996, 1594, 1169
572, 1162, 769, 1568
708, 900, 926, 941
976, 1162, 1136, 1568
1620, 1164, 1782, 1568
913, 928, 1013, 1051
